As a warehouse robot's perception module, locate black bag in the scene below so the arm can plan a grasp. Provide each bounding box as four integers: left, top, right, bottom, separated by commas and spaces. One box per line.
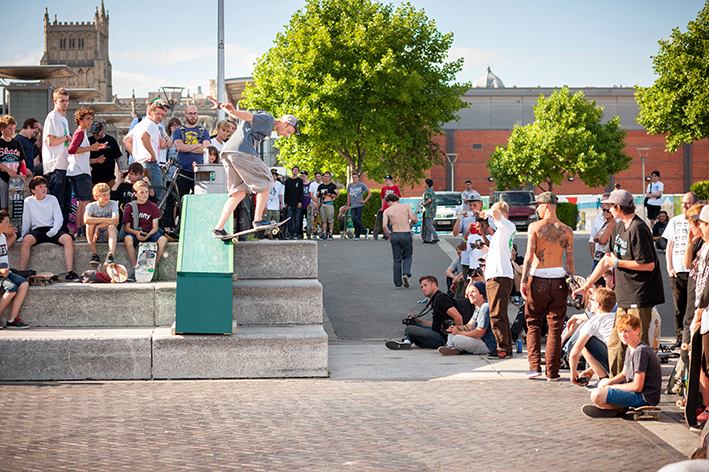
643, 196, 649, 207
11, 269, 35, 278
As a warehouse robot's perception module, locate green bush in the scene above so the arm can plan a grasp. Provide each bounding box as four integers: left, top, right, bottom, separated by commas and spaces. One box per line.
691, 181, 709, 201
557, 202, 579, 230
332, 189, 381, 234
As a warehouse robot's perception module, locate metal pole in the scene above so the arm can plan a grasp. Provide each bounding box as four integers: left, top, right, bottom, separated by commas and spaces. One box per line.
217, 0, 225, 122
637, 148, 650, 223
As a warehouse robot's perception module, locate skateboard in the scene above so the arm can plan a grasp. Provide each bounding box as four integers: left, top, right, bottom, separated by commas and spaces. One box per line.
28, 271, 64, 286
685, 328, 704, 427
628, 405, 661, 421
373, 209, 383, 240
228, 218, 290, 243
8, 176, 24, 230
103, 263, 128, 283
135, 242, 158, 283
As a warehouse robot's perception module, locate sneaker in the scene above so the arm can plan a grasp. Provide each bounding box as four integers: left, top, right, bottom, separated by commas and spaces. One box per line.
488, 351, 510, 359
66, 271, 79, 281
438, 346, 461, 356
697, 408, 709, 424
385, 340, 412, 350
547, 376, 562, 382
105, 253, 115, 265
126, 274, 136, 283
526, 370, 542, 379
89, 253, 100, 268
253, 219, 273, 229
6, 318, 29, 329
403, 274, 409, 288
395, 286, 403, 290
354, 237, 360, 241
212, 229, 232, 240
582, 404, 620, 418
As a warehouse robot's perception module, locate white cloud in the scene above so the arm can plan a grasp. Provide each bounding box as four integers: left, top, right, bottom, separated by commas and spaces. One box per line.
113, 43, 259, 72
112, 70, 168, 97
0, 50, 44, 66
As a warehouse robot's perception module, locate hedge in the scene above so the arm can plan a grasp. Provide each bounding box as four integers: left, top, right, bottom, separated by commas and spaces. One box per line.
557, 202, 578, 230
332, 189, 382, 234
691, 181, 709, 201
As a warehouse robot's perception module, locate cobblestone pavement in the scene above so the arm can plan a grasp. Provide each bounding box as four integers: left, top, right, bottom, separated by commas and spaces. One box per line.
0, 378, 686, 471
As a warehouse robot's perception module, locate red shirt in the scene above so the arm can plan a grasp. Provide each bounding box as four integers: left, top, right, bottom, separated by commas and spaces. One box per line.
381, 185, 402, 210
123, 200, 162, 233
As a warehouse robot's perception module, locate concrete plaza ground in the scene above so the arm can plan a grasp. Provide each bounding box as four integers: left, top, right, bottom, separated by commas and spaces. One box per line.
0, 232, 704, 471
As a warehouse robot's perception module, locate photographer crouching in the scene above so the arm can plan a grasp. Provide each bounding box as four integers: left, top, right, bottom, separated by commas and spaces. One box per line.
386, 275, 464, 350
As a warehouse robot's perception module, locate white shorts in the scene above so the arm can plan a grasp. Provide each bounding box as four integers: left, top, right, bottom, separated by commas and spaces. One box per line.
220, 151, 273, 196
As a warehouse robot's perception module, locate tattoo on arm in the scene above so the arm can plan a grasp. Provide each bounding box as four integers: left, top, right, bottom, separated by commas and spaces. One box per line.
522, 231, 536, 283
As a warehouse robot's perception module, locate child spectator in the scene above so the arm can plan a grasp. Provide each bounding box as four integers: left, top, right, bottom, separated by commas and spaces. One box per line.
0, 210, 30, 329
85, 183, 119, 267
0, 115, 28, 212
19, 176, 78, 280
206, 145, 220, 164
122, 181, 167, 278
110, 162, 153, 224
570, 288, 617, 386
68, 107, 105, 237
582, 312, 662, 418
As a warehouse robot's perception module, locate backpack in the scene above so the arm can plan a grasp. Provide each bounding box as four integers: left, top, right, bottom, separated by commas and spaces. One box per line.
179, 125, 206, 146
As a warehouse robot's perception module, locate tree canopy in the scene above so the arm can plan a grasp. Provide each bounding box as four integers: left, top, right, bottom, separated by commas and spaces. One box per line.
636, 2, 709, 152
487, 86, 630, 192
241, 0, 469, 186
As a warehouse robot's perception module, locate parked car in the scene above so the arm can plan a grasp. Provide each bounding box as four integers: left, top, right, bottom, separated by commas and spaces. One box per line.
489, 190, 538, 231
432, 191, 462, 231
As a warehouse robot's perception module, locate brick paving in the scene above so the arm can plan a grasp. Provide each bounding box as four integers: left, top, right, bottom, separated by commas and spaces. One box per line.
0, 378, 685, 471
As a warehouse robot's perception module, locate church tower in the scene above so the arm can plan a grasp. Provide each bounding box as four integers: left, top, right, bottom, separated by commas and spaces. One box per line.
40, 1, 113, 101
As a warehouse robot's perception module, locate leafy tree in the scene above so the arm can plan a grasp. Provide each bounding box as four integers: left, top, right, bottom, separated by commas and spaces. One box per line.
487, 86, 630, 192
241, 0, 469, 186
636, 3, 709, 152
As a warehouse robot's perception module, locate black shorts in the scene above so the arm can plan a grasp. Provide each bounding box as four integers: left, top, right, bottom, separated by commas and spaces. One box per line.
26, 226, 69, 245
646, 204, 661, 220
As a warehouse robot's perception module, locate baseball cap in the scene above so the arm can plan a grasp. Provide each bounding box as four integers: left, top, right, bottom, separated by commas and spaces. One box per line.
534, 191, 558, 205
149, 97, 170, 109
300, 170, 308, 176
90, 121, 104, 134
384, 175, 393, 180
281, 114, 301, 136
467, 191, 482, 202
601, 189, 633, 207
691, 205, 709, 224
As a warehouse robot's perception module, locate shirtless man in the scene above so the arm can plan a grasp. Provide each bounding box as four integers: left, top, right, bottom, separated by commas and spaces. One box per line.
521, 191, 575, 381
382, 193, 418, 289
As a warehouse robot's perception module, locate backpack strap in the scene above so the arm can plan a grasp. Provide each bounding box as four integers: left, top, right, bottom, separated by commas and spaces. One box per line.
129, 200, 140, 232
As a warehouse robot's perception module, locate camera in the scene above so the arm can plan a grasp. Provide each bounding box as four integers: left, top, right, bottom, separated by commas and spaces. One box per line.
471, 239, 486, 250
567, 294, 584, 310
402, 315, 417, 325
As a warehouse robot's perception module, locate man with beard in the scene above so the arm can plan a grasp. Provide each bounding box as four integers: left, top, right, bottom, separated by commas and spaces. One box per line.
172, 105, 210, 201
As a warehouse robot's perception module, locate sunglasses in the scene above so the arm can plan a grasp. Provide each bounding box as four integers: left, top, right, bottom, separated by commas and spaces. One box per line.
602, 208, 610, 213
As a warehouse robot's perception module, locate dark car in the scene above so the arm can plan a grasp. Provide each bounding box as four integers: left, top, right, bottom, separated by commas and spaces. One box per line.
490, 190, 538, 231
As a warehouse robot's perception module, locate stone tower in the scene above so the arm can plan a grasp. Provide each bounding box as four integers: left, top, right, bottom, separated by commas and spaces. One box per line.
40, 1, 113, 101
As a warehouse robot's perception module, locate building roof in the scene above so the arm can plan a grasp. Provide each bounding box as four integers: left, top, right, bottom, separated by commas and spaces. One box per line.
0, 65, 77, 81
473, 66, 505, 88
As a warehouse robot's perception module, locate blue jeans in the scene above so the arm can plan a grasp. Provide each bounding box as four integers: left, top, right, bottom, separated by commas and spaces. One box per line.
423, 215, 438, 242
405, 324, 446, 349
605, 388, 647, 408
286, 206, 302, 238
144, 161, 163, 201
390, 232, 413, 288
350, 206, 365, 238
584, 335, 610, 376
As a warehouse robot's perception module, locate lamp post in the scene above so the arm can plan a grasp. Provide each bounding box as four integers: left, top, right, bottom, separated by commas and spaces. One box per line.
446, 153, 458, 191
637, 147, 650, 222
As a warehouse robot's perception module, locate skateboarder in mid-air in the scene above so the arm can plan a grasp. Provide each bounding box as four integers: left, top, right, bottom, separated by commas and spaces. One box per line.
206, 96, 300, 240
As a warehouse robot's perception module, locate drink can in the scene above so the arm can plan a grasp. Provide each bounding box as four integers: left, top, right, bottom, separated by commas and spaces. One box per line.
517, 339, 523, 353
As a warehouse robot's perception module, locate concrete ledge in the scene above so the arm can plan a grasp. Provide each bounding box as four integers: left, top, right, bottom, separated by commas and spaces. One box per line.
232, 279, 323, 325
0, 328, 153, 380
152, 325, 328, 379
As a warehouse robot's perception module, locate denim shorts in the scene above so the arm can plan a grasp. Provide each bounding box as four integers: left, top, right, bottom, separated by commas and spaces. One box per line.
605, 388, 647, 408
1, 272, 28, 293
69, 173, 93, 201
124, 228, 164, 247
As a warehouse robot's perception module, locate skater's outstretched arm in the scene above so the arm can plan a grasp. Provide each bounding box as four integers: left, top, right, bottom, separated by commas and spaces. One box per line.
207, 96, 252, 122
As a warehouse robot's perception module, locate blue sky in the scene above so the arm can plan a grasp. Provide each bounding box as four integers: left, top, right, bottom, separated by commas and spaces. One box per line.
0, 0, 704, 98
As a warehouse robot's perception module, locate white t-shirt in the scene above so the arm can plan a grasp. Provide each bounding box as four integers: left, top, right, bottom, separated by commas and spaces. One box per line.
309, 181, 321, 201
0, 233, 8, 270
484, 216, 515, 280
68, 129, 92, 177
42, 110, 70, 173
131, 119, 160, 165
464, 233, 486, 268
578, 311, 615, 345
647, 181, 664, 206
588, 214, 605, 250
266, 180, 284, 211
663, 214, 691, 274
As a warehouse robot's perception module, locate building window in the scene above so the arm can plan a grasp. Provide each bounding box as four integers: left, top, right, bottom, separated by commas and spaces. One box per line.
60, 38, 66, 49
78, 38, 84, 49
472, 144, 482, 149
69, 38, 75, 49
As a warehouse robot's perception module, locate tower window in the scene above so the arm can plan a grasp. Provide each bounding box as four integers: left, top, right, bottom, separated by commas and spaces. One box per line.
78, 38, 84, 49
60, 38, 66, 49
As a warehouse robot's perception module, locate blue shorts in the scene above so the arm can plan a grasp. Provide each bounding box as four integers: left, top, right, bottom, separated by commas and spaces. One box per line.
605, 388, 647, 409
69, 174, 93, 201
124, 228, 164, 248
1, 272, 28, 293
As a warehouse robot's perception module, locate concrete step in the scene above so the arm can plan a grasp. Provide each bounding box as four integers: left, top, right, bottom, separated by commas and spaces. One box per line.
0, 325, 328, 381
14, 280, 323, 328
8, 239, 318, 281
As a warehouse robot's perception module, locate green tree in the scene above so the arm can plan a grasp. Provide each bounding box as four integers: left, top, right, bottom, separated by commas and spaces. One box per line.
241, 0, 469, 186
636, 2, 709, 152
487, 86, 630, 192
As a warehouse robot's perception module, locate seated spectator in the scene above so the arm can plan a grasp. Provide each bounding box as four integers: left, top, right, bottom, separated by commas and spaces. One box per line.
0, 210, 30, 329
439, 281, 497, 355
510, 243, 524, 303
653, 210, 668, 251
582, 312, 662, 418
385, 275, 463, 350
570, 288, 617, 386
19, 176, 78, 280
85, 183, 119, 267
122, 181, 167, 277
111, 162, 153, 225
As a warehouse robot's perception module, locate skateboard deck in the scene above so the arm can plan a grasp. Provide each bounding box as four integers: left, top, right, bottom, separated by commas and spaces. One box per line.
628, 405, 661, 421
28, 271, 63, 286
135, 242, 158, 283
103, 263, 128, 283
229, 218, 290, 242
686, 328, 703, 427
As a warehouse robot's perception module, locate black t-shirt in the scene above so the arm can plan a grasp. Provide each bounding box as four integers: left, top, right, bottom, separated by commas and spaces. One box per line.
0, 137, 26, 183
284, 177, 304, 207
652, 220, 667, 239
317, 182, 338, 202
610, 215, 664, 307
430, 290, 456, 338
89, 134, 122, 184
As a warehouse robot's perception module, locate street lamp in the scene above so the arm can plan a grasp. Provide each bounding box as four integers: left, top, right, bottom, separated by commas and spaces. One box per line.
446, 153, 458, 191
637, 147, 650, 222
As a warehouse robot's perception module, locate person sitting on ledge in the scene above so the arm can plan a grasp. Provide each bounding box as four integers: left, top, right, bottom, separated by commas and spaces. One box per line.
122, 180, 167, 280
85, 183, 119, 267
0, 210, 30, 329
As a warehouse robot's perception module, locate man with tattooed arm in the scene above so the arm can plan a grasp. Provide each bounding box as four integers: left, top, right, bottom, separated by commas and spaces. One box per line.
521, 192, 575, 381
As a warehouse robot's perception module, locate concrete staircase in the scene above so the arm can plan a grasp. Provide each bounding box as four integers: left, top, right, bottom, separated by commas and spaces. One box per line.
0, 240, 328, 380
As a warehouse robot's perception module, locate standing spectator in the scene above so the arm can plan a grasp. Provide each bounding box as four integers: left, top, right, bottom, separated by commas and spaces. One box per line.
284, 166, 304, 240
317, 172, 338, 240
42, 88, 72, 233
15, 118, 41, 176
346, 172, 370, 240
590, 199, 616, 270
664, 192, 699, 349
68, 108, 105, 237
0, 116, 27, 212
480, 201, 516, 359
265, 169, 284, 236
520, 192, 575, 381
378, 174, 402, 239
307, 172, 322, 238
209, 120, 230, 153
653, 211, 669, 251
459, 180, 475, 212
421, 178, 439, 244
589, 194, 610, 256
165, 118, 181, 163
573, 189, 664, 377
645, 170, 663, 229
300, 171, 311, 238
382, 193, 418, 289
173, 105, 210, 202
89, 121, 122, 187
453, 194, 483, 278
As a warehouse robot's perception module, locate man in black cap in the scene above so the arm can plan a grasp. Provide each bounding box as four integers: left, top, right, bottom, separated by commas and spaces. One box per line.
88, 121, 122, 188
574, 189, 664, 377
